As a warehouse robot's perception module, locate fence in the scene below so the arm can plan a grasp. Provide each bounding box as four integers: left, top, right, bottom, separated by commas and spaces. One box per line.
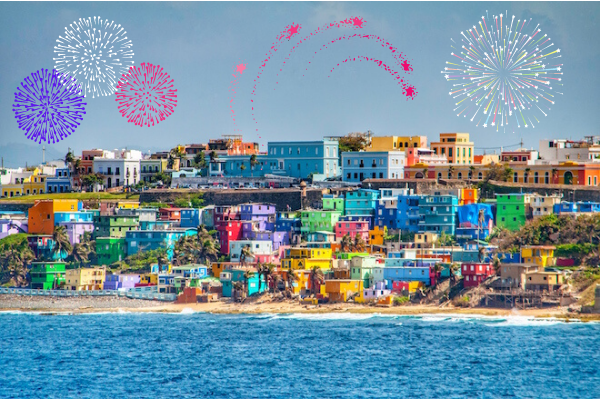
0, 287, 176, 302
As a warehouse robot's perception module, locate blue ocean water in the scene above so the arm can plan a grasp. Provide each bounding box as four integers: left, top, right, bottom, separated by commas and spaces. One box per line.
0, 311, 598, 399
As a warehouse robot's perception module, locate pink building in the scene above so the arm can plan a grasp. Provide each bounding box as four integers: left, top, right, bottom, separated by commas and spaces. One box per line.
461, 262, 494, 287
334, 220, 370, 242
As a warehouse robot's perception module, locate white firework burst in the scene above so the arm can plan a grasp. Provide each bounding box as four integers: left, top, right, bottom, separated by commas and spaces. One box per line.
53, 16, 134, 98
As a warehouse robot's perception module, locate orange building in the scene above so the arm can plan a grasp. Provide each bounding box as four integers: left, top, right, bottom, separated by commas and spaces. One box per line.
28, 199, 80, 234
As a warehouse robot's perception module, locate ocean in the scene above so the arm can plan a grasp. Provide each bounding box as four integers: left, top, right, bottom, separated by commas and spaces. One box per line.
0, 311, 598, 399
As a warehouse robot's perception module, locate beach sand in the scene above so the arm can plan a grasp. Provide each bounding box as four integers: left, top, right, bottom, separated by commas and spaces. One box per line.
2, 294, 596, 321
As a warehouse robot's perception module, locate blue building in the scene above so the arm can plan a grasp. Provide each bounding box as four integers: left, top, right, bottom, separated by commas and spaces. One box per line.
345, 189, 380, 217
276, 211, 301, 234
382, 265, 432, 287
397, 194, 421, 233
45, 167, 71, 194
180, 208, 201, 228
455, 203, 494, 241
214, 139, 341, 180
341, 151, 405, 183
577, 202, 600, 213
418, 194, 458, 235
125, 228, 197, 260
54, 211, 94, 225
220, 269, 267, 297
553, 202, 578, 214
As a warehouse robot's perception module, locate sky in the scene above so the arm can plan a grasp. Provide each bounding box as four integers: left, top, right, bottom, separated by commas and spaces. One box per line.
0, 1, 598, 167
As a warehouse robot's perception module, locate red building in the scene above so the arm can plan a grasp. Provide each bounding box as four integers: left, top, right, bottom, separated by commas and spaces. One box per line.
159, 208, 182, 222
334, 221, 369, 242
217, 220, 243, 255
461, 262, 494, 287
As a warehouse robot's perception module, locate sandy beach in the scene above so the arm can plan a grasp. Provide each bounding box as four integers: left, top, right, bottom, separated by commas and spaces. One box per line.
2, 294, 597, 321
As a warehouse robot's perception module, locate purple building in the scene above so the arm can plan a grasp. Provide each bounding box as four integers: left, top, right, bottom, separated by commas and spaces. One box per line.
0, 217, 28, 240
273, 231, 290, 251
103, 274, 141, 290
240, 204, 276, 224
59, 221, 95, 244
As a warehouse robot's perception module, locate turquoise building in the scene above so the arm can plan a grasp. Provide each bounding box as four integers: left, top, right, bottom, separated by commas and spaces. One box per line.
345, 189, 381, 217
418, 194, 459, 235
125, 228, 197, 260
220, 269, 267, 297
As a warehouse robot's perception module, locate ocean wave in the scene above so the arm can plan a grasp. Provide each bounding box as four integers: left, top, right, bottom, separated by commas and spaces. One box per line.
267, 312, 383, 321
180, 308, 195, 315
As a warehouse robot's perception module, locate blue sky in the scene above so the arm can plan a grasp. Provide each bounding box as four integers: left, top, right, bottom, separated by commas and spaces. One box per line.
0, 1, 598, 166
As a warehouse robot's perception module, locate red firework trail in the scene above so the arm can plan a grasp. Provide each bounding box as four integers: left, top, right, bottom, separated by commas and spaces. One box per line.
250, 17, 365, 136
115, 63, 178, 127
228, 62, 247, 131
329, 56, 418, 100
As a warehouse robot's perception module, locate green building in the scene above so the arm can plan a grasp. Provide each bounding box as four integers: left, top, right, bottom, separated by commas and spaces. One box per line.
92, 215, 139, 238
496, 193, 532, 231
322, 195, 345, 214
350, 256, 379, 288
30, 262, 66, 290
300, 210, 342, 235
96, 237, 127, 265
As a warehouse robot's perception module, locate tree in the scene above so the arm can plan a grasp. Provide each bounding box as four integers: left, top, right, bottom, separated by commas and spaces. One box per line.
152, 171, 172, 186
310, 266, 325, 295
257, 263, 275, 294
353, 235, 366, 252
338, 132, 370, 153
243, 270, 256, 298
433, 263, 444, 283
482, 163, 512, 183
448, 165, 455, 179
421, 168, 428, 179
469, 165, 476, 179
492, 255, 502, 276
250, 154, 259, 177
448, 262, 460, 284
340, 234, 352, 252
286, 268, 298, 296
64, 150, 74, 165
240, 244, 253, 267
80, 174, 103, 192
0, 234, 35, 287
194, 152, 207, 170
52, 225, 72, 261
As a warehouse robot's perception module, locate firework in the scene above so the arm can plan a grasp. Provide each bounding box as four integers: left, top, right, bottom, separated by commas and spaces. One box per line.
228, 62, 247, 130
54, 16, 134, 98
115, 62, 178, 127
441, 12, 563, 129
12, 69, 87, 144
329, 56, 417, 100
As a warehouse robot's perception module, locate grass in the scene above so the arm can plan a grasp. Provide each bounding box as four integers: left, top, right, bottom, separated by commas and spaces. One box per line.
0, 192, 139, 203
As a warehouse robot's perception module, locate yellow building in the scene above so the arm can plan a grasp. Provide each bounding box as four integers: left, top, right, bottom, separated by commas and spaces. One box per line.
367, 136, 427, 152
281, 248, 332, 271
324, 279, 364, 302
415, 232, 438, 249
139, 273, 158, 285
64, 267, 106, 290
525, 271, 564, 291
369, 226, 385, 246
2, 168, 47, 197
531, 194, 561, 217
521, 246, 556, 268
431, 133, 474, 164
117, 201, 140, 209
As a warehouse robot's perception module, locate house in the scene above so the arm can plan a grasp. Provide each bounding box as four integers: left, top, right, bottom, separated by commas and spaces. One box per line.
96, 237, 127, 265
157, 274, 178, 294
27, 235, 58, 260
300, 210, 342, 235
349, 256, 381, 288
307, 231, 336, 244
461, 262, 494, 287
217, 220, 243, 255
240, 203, 276, 223
275, 211, 301, 235
335, 220, 369, 242
362, 281, 392, 301
396, 193, 421, 232
65, 267, 106, 290
28, 199, 80, 235
341, 151, 405, 182
496, 193, 533, 231
414, 232, 438, 249
375, 188, 411, 230
140, 158, 168, 183
324, 279, 364, 302
344, 189, 380, 217
367, 135, 428, 152
281, 247, 332, 271
172, 264, 209, 279
125, 228, 197, 260
322, 195, 345, 213
30, 262, 66, 290
58, 220, 94, 245
180, 208, 201, 228
229, 240, 274, 263
381, 265, 434, 288
0, 212, 28, 239
531, 194, 562, 217
496, 263, 539, 290
103, 274, 141, 290
266, 139, 340, 179
418, 194, 458, 235
430, 132, 474, 164
455, 203, 494, 241
92, 149, 143, 189
92, 214, 140, 239
521, 246, 556, 268
525, 271, 565, 291
45, 167, 72, 194
200, 205, 216, 228
220, 268, 267, 297
159, 208, 182, 222
369, 226, 386, 246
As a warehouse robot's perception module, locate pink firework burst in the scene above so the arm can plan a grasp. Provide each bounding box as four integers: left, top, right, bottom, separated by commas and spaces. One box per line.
115, 63, 178, 127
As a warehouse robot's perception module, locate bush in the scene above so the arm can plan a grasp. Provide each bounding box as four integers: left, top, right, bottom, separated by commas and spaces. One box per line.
453, 295, 470, 308
393, 296, 410, 306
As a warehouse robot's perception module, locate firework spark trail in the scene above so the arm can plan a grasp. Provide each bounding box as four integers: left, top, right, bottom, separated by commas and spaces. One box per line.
54, 16, 134, 98
249, 18, 366, 143
329, 56, 418, 100
115, 63, 177, 127
442, 13, 563, 129
12, 69, 87, 144
228, 63, 247, 131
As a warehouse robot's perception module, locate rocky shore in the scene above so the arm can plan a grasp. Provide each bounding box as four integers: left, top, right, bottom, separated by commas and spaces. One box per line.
0, 294, 164, 311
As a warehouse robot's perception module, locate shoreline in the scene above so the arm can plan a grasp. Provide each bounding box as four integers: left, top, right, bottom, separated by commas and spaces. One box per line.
1, 295, 598, 321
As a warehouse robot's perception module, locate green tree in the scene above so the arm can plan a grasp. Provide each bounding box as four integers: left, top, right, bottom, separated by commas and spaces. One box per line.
194, 152, 207, 171
52, 225, 72, 261
0, 234, 35, 287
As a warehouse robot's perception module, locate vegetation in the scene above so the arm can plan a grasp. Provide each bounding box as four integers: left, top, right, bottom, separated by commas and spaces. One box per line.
52, 226, 72, 261
110, 248, 169, 273
338, 132, 370, 161
68, 231, 96, 267
393, 296, 410, 305
453, 295, 470, 307
0, 192, 139, 203
172, 226, 220, 266
0, 234, 35, 287
173, 193, 204, 208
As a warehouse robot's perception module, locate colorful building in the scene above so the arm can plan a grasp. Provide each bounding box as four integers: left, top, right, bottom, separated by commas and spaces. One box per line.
430, 132, 474, 164
496, 193, 532, 231
92, 214, 140, 239
28, 199, 80, 235
369, 226, 385, 246
281, 247, 332, 270
172, 264, 209, 279
220, 268, 267, 297
59, 221, 95, 244
229, 240, 274, 263
217, 220, 243, 255
367, 135, 427, 152
455, 203, 494, 241
335, 220, 370, 242
64, 267, 106, 290
159, 208, 182, 222
30, 262, 66, 290
325, 279, 364, 302
521, 246, 556, 268
45, 167, 72, 194
96, 237, 127, 265
300, 210, 342, 235
322, 195, 345, 213
341, 151, 405, 182
396, 193, 421, 232
461, 262, 494, 287
103, 274, 141, 290
418, 194, 458, 235
180, 208, 201, 228
344, 189, 380, 217
125, 228, 197, 260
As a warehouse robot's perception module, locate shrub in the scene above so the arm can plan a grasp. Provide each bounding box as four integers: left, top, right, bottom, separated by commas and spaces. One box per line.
453, 295, 470, 308
393, 296, 410, 306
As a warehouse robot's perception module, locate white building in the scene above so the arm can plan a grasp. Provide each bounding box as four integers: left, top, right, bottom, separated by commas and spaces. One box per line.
538, 139, 600, 163
342, 151, 405, 183
531, 194, 562, 217
93, 149, 143, 189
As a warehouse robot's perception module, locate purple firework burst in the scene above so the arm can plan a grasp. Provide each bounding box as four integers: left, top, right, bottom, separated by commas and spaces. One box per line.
12, 69, 87, 144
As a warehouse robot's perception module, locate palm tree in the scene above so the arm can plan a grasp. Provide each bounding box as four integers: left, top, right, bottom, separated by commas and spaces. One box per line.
70, 242, 90, 266
0, 247, 35, 287
448, 262, 460, 284
272, 274, 283, 294
310, 266, 325, 295
157, 251, 169, 273
286, 268, 298, 296
240, 244, 253, 267
353, 235, 366, 252
469, 165, 475, 180
243, 270, 256, 298
250, 154, 259, 177
260, 263, 276, 293
433, 262, 444, 282
524, 167, 531, 184
52, 225, 72, 261
340, 234, 352, 252
448, 165, 455, 179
